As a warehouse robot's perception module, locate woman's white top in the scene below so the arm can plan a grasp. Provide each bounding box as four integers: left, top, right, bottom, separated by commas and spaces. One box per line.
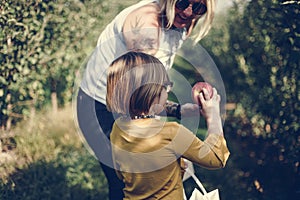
80, 0, 186, 104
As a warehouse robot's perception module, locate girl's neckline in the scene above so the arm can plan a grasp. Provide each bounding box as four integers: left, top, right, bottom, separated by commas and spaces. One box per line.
131, 114, 156, 120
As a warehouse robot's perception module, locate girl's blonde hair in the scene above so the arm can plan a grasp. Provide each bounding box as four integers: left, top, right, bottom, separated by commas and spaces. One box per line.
107, 51, 170, 117
159, 0, 216, 44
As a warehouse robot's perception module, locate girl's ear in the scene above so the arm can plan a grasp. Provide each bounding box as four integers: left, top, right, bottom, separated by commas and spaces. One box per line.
149, 89, 168, 115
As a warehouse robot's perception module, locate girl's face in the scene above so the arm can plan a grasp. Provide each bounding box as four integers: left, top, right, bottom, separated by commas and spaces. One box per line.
158, 88, 168, 107
160, 81, 173, 105
152, 88, 168, 115
150, 83, 171, 115
173, 0, 207, 29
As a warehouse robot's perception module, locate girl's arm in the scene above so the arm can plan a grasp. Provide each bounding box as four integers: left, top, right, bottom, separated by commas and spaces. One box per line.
173, 88, 230, 168
199, 88, 223, 136
187, 88, 229, 168
173, 125, 230, 169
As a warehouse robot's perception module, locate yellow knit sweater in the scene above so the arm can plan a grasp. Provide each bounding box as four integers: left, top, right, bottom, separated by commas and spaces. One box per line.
111, 118, 230, 200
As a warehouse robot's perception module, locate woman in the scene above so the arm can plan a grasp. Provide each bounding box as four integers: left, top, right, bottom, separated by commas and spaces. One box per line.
76, 0, 217, 199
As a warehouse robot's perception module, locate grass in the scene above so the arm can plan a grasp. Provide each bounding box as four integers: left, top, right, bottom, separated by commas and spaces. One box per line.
3, 105, 295, 200
0, 105, 108, 200
0, 104, 212, 200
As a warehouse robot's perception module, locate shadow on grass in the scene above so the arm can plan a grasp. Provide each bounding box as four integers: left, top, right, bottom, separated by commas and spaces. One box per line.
184, 132, 300, 200
0, 158, 108, 200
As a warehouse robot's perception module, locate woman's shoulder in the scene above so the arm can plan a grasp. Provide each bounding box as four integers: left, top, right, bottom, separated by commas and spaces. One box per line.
132, 1, 160, 15
122, 2, 161, 54
137, 1, 160, 14
124, 2, 160, 29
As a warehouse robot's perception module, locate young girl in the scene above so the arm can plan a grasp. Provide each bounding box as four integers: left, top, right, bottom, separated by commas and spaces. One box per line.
107, 51, 230, 200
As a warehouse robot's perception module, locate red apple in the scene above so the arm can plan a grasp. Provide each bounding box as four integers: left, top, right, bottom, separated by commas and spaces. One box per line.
191, 82, 214, 106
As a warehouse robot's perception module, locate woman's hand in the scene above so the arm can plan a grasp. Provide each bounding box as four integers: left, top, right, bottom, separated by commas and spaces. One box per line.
180, 103, 200, 117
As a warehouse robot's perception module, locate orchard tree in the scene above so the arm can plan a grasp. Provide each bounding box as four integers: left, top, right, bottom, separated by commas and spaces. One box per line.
228, 0, 299, 161
201, 0, 299, 198
0, 0, 115, 130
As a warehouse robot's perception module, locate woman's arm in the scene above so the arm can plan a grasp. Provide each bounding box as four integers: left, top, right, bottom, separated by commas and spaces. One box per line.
163, 100, 204, 119
164, 100, 181, 119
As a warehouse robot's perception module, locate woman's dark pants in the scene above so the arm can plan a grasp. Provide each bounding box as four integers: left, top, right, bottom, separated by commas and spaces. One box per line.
77, 88, 124, 200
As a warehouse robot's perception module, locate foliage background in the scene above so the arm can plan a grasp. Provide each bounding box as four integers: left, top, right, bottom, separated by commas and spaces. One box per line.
1, 0, 299, 199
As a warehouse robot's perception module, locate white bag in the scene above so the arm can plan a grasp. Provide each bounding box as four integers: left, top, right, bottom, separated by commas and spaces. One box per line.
183, 161, 220, 200
182, 159, 195, 182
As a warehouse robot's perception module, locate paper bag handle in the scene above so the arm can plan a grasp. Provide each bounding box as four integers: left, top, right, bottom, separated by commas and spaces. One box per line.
185, 168, 208, 195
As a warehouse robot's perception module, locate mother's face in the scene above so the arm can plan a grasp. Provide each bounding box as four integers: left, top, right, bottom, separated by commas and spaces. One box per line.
172, 0, 207, 29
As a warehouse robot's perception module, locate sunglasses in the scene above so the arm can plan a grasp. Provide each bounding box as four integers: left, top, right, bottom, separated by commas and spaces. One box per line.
163, 81, 173, 93
175, 0, 207, 15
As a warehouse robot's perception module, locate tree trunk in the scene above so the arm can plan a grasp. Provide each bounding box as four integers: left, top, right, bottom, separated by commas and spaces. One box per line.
51, 79, 58, 114
51, 92, 58, 114
5, 93, 12, 131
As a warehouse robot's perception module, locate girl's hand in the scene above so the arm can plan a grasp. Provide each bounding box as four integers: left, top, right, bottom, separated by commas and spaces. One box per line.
199, 88, 223, 135
199, 88, 221, 120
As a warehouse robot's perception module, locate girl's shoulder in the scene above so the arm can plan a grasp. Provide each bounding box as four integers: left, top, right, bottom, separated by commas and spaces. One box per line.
163, 121, 189, 133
